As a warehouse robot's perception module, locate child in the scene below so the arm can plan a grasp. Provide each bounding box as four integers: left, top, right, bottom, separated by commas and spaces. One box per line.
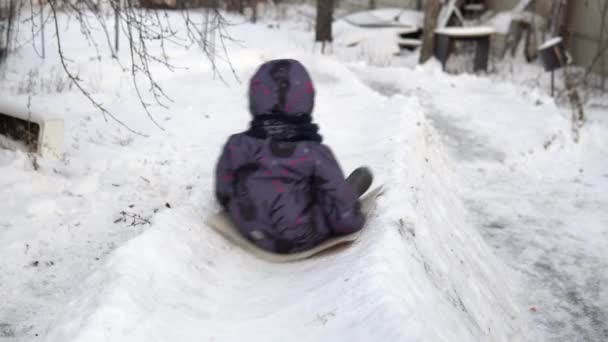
215, 59, 372, 254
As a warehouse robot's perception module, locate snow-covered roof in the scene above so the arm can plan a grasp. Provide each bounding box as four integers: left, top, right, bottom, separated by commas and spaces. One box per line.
0, 101, 54, 121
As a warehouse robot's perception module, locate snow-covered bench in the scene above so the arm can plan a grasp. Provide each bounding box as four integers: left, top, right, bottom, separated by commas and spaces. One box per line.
0, 103, 64, 160
434, 26, 496, 72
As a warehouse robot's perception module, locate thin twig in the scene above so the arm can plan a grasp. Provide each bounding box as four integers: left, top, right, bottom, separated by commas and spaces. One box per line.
48, 0, 148, 136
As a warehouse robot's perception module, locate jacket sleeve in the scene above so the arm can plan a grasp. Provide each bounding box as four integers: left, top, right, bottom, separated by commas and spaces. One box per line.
215, 135, 248, 210
313, 144, 365, 235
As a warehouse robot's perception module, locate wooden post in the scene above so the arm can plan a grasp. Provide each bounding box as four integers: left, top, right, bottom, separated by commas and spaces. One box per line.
434, 33, 450, 70
251, 0, 257, 23
315, 0, 334, 54
473, 36, 491, 72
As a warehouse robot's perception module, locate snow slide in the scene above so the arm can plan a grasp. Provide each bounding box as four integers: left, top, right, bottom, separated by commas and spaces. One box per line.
0, 12, 523, 341
43, 63, 522, 341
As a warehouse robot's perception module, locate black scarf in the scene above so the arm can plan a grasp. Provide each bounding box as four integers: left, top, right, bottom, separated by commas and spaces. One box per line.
245, 114, 322, 142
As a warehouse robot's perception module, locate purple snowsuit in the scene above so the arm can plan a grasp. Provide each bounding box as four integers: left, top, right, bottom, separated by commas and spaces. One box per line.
214, 59, 364, 254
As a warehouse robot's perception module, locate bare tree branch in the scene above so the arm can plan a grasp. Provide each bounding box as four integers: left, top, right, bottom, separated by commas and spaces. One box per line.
48, 0, 149, 136
7, 0, 241, 134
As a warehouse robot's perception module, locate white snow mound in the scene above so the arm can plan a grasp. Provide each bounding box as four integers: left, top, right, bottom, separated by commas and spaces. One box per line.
46, 91, 523, 342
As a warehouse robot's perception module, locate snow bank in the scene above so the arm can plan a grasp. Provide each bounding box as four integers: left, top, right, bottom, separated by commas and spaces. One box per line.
350, 62, 608, 340
44, 64, 522, 341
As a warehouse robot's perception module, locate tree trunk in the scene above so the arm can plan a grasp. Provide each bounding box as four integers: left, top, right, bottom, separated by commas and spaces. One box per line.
226, 0, 242, 12
251, 0, 258, 23
369, 0, 376, 10
419, 0, 442, 63
595, 0, 608, 90
315, 0, 334, 53
1, 0, 15, 64
549, 0, 568, 38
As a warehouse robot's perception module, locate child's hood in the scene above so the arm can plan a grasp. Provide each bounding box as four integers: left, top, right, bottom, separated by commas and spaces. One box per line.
248, 59, 315, 117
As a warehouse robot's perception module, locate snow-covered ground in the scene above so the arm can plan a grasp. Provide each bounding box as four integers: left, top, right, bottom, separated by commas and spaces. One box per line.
355, 64, 608, 341
1, 4, 606, 342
